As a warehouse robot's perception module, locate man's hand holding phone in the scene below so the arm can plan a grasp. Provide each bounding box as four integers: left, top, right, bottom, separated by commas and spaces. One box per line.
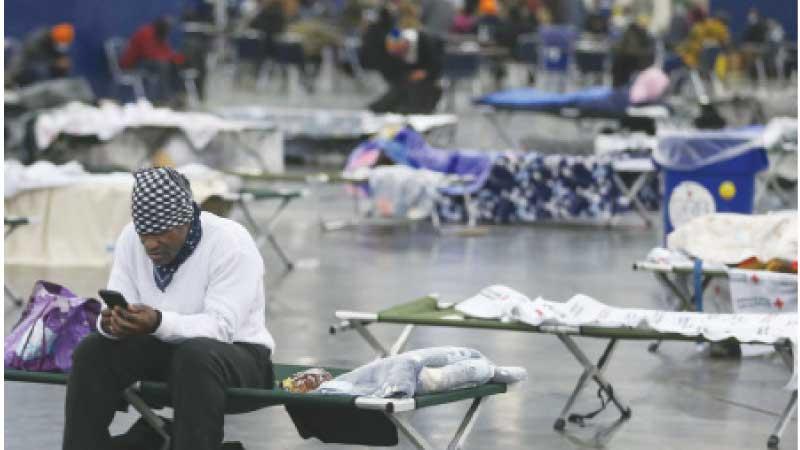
98, 290, 161, 337
108, 304, 161, 337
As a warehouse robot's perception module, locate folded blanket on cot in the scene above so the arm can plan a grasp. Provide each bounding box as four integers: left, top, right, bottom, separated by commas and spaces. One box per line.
4, 160, 237, 199
34, 100, 259, 150
316, 346, 526, 398
666, 212, 798, 264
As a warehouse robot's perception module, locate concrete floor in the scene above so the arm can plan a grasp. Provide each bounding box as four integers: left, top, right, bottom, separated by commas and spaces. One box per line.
4, 69, 797, 449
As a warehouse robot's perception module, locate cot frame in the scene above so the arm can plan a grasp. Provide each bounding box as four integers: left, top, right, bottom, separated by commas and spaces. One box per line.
475, 108, 661, 228
477, 102, 670, 151
331, 296, 796, 449
209, 188, 305, 271
320, 172, 486, 237
632, 260, 730, 351
5, 363, 506, 450
633, 260, 728, 311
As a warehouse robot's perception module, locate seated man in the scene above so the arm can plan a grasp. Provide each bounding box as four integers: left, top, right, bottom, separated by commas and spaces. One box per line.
119, 17, 187, 104
368, 20, 444, 114
6, 23, 74, 87
62, 167, 275, 450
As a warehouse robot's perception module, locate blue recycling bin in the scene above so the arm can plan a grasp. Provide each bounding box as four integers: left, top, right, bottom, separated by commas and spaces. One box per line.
655, 129, 769, 239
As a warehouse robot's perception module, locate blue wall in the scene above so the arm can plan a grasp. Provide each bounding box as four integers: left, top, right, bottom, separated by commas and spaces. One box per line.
5, 0, 195, 98
710, 0, 797, 42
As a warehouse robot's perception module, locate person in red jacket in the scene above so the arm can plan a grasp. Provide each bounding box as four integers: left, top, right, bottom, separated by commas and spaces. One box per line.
120, 17, 187, 104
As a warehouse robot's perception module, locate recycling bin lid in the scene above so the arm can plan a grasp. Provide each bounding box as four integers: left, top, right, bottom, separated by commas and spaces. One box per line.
655, 127, 765, 171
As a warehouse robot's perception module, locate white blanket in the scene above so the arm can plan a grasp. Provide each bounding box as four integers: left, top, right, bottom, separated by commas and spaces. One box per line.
34, 100, 266, 150
214, 105, 457, 138
5, 160, 91, 198
5, 161, 235, 267
455, 285, 797, 378
456, 286, 795, 344
666, 211, 798, 264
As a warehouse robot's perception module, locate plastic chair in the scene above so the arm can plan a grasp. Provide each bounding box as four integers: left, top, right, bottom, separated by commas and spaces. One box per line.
104, 37, 146, 101
515, 33, 538, 83
537, 25, 577, 91
574, 39, 609, 85
257, 37, 307, 92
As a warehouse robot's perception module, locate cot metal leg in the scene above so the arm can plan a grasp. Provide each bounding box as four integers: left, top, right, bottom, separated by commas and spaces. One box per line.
554, 335, 631, 431
238, 197, 294, 271
768, 390, 797, 449
387, 413, 436, 450
123, 386, 170, 450
342, 320, 415, 359
649, 272, 695, 352
351, 320, 390, 358
464, 192, 477, 228
4, 285, 23, 306
431, 198, 443, 232
390, 325, 416, 356
447, 397, 483, 450
612, 172, 653, 228
554, 364, 593, 431
482, 111, 519, 150
386, 396, 485, 450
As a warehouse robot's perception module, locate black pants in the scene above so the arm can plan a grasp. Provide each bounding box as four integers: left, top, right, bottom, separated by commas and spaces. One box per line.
369, 80, 443, 115
63, 333, 274, 450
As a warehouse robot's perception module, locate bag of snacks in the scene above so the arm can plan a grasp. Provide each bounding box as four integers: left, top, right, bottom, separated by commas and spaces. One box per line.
280, 368, 332, 393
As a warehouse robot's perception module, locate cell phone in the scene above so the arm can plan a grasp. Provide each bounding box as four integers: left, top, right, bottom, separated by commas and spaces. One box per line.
98, 289, 129, 310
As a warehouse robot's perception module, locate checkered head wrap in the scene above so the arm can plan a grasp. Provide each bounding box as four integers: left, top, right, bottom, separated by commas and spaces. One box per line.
131, 167, 194, 235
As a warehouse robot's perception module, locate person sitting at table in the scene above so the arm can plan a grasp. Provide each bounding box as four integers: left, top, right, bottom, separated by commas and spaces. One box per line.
6, 23, 75, 87
368, 9, 444, 114
119, 17, 187, 105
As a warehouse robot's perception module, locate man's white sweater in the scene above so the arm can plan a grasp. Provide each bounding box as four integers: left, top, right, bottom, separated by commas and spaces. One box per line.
99, 211, 275, 350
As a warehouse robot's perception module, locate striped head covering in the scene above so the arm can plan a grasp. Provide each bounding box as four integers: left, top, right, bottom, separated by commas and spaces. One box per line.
131, 167, 194, 235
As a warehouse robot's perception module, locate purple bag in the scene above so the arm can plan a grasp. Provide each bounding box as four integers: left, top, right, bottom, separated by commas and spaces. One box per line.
4, 280, 101, 373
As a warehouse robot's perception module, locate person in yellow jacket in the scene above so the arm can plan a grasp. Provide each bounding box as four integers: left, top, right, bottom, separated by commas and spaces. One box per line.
677, 13, 730, 70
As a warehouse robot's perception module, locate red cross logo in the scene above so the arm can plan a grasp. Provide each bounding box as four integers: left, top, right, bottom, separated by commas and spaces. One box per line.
751, 274, 760, 284
774, 298, 785, 309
